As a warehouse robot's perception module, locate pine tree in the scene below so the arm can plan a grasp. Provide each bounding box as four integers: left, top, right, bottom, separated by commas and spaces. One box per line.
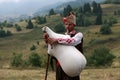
26, 20, 33, 29
36, 16, 46, 24
92, 1, 102, 15
63, 5, 73, 17
78, 7, 83, 13
49, 9, 55, 15
92, 1, 98, 15
97, 4, 102, 14
66, 5, 73, 14
83, 3, 91, 14
95, 14, 102, 25
63, 8, 67, 17
76, 14, 84, 26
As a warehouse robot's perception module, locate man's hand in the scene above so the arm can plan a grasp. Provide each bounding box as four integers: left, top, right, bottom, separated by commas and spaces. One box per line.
43, 33, 49, 44
47, 38, 58, 44
43, 33, 58, 44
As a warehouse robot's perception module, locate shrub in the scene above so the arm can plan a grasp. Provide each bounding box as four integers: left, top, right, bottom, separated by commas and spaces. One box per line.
11, 53, 23, 67
30, 45, 36, 51
15, 26, 22, 31
36, 16, 46, 24
54, 23, 65, 33
109, 17, 117, 25
87, 46, 115, 67
0, 29, 12, 38
28, 52, 42, 67
6, 30, 12, 36
0, 29, 6, 37
100, 24, 112, 34
84, 18, 92, 27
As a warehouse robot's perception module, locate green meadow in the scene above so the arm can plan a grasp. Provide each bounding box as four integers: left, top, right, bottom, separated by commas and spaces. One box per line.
0, 4, 120, 80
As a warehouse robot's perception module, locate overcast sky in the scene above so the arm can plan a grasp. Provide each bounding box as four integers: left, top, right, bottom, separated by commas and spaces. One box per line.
0, 0, 74, 16
0, 0, 74, 5
0, 0, 104, 16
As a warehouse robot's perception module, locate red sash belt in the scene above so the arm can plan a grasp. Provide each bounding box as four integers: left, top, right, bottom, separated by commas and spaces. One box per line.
57, 61, 60, 67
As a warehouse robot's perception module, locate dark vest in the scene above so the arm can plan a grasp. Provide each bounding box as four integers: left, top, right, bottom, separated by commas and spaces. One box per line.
70, 33, 83, 54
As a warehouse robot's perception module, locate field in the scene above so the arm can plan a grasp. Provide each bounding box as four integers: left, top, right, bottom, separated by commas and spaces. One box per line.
0, 3, 120, 80
0, 68, 120, 80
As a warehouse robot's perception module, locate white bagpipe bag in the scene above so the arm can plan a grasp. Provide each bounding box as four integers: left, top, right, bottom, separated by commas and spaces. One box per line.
42, 26, 87, 77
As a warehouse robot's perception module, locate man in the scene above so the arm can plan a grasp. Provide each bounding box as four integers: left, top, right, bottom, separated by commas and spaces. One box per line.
43, 12, 83, 80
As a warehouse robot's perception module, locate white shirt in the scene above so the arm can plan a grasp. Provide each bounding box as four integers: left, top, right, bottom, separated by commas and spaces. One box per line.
57, 32, 83, 46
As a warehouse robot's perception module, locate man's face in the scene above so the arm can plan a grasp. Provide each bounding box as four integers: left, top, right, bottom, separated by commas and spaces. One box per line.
65, 22, 74, 32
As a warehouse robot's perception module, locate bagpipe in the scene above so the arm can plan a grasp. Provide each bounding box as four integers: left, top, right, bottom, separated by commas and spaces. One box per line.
42, 26, 87, 77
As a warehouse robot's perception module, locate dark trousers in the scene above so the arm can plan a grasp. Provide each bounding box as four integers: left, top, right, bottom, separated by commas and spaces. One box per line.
56, 65, 80, 80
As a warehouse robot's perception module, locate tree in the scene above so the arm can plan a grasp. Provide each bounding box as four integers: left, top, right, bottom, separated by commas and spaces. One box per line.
95, 14, 102, 25
36, 16, 46, 24
63, 4, 73, 17
76, 14, 84, 26
92, 1, 98, 15
26, 20, 34, 29
66, 5, 73, 14
83, 3, 91, 14
0, 29, 6, 37
0, 29, 12, 38
49, 9, 55, 15
2, 20, 7, 27
63, 8, 68, 17
94, 4, 102, 25
92, 2, 102, 15
78, 7, 83, 13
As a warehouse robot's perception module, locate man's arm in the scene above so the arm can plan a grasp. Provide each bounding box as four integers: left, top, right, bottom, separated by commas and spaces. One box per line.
46, 32, 83, 46
57, 32, 83, 46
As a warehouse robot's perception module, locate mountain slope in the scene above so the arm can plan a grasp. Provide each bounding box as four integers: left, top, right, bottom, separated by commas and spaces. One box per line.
34, 0, 105, 16
0, 4, 120, 68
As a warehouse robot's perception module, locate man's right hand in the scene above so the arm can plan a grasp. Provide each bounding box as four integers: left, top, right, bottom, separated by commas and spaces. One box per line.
43, 33, 49, 44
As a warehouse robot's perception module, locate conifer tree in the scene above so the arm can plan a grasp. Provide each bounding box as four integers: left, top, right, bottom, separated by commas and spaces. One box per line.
63, 4, 73, 17
95, 14, 102, 25
92, 1, 98, 15
76, 14, 84, 26
83, 3, 91, 14
26, 20, 33, 29
36, 16, 46, 24
63, 8, 67, 17
49, 9, 55, 15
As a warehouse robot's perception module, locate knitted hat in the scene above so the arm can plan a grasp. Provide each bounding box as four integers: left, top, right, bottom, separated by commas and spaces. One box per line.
63, 13, 76, 26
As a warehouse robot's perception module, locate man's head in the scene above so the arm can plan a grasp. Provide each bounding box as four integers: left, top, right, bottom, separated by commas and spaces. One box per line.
63, 12, 76, 32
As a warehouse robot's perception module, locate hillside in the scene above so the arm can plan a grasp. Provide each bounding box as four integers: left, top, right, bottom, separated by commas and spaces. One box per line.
34, 0, 105, 16
0, 4, 120, 69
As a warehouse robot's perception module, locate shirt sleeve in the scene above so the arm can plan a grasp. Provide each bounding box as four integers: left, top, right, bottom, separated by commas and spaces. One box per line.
57, 32, 83, 46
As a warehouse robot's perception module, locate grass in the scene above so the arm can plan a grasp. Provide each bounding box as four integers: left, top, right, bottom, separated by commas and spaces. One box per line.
81, 24, 120, 56
1, 17, 120, 68
0, 27, 44, 67
0, 68, 119, 80
102, 4, 120, 15
0, 3, 120, 80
